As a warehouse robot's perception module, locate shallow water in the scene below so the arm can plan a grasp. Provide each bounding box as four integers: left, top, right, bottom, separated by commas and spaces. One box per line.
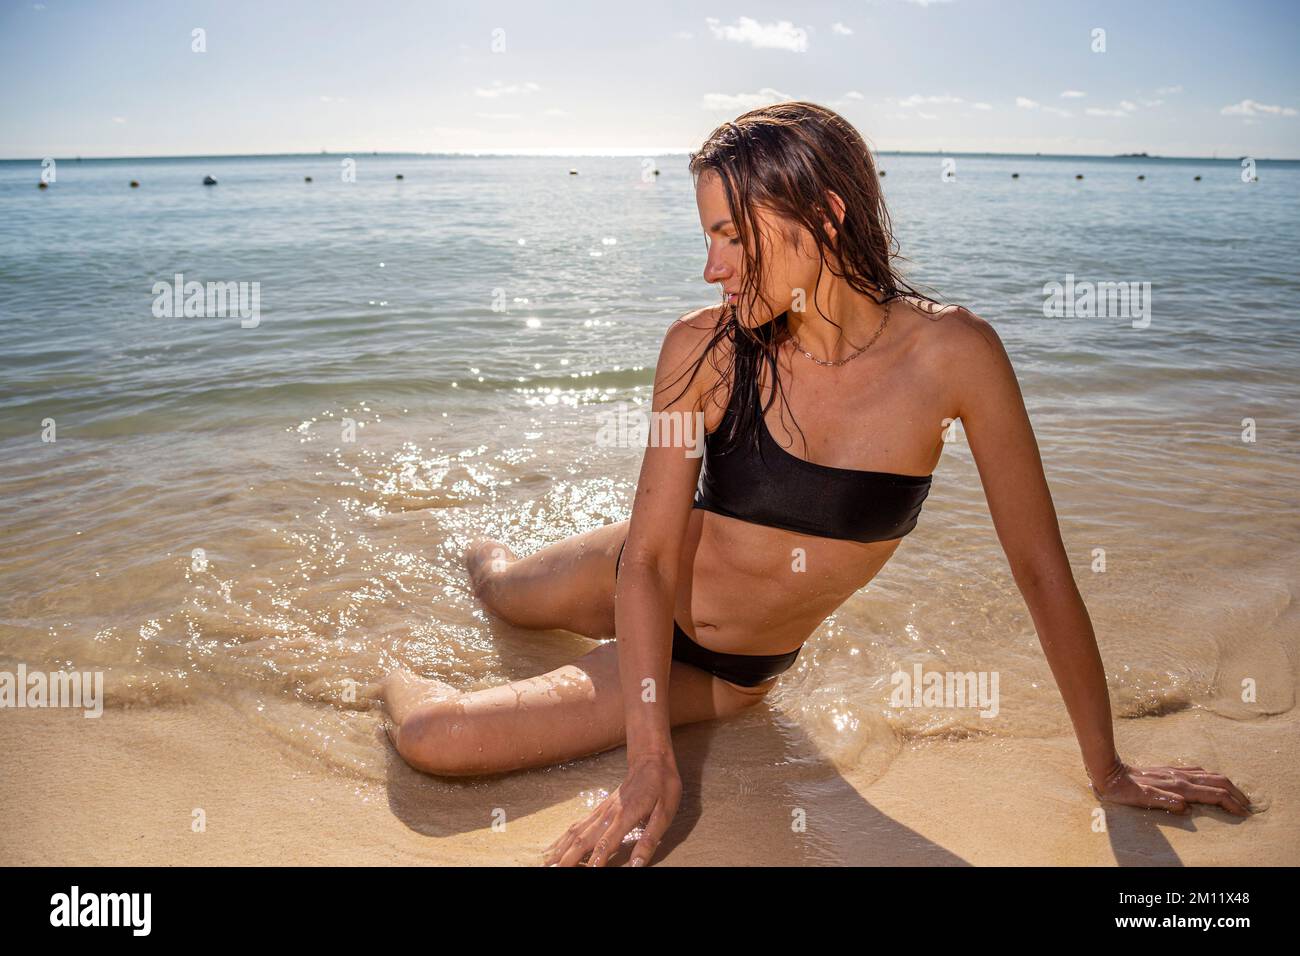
1, 152, 1297, 786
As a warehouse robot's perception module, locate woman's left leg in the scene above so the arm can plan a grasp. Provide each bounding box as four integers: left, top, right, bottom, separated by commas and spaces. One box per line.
465, 521, 628, 639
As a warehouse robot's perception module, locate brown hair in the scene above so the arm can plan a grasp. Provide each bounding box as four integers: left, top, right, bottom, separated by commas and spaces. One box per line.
665, 100, 942, 458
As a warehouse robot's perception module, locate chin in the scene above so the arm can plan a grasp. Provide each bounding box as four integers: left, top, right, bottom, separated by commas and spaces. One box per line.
731, 300, 789, 329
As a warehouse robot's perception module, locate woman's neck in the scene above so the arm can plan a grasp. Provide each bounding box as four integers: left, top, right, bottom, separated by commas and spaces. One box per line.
783, 279, 890, 364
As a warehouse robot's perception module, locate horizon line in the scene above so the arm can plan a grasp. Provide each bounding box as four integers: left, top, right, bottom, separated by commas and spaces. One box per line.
2, 147, 1294, 163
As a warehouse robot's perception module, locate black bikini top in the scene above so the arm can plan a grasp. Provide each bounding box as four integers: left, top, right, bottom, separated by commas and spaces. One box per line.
692, 318, 933, 543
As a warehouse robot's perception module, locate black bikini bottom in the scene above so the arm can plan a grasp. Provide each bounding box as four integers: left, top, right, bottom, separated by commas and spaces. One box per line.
615, 538, 801, 688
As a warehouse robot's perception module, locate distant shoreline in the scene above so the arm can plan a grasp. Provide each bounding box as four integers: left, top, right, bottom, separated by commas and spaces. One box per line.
2, 149, 1296, 163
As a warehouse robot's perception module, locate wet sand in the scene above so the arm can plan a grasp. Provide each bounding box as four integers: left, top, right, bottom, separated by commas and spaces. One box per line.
2, 695, 1293, 866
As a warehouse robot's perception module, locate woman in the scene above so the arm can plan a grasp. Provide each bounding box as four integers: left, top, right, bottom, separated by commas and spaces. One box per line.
381, 101, 1251, 866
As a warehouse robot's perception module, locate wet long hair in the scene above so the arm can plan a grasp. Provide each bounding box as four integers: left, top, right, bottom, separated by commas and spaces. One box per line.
665, 100, 943, 458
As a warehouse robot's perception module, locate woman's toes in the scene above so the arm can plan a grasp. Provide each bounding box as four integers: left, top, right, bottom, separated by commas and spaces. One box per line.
418, 676, 460, 704
466, 537, 515, 598
380, 667, 413, 701
468, 537, 516, 568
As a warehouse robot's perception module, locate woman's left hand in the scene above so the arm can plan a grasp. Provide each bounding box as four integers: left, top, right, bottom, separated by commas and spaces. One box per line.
1091, 761, 1252, 816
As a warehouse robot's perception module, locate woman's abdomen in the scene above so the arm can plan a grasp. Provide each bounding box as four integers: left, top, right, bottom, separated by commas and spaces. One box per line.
676, 509, 901, 656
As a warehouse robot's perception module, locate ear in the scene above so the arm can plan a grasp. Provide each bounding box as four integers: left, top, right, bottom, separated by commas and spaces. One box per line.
822, 189, 846, 241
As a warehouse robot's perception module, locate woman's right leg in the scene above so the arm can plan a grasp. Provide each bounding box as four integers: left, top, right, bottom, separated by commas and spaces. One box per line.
382, 641, 769, 777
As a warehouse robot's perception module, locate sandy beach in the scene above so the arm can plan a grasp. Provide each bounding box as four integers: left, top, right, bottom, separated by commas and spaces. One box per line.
2, 685, 1293, 866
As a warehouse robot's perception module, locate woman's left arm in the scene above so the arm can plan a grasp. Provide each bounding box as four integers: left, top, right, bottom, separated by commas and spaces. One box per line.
948, 308, 1251, 817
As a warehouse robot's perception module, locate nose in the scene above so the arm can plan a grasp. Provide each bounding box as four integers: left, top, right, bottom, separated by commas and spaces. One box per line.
702, 242, 733, 286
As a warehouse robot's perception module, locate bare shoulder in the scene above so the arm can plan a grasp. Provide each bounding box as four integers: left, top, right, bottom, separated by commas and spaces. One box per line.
896, 296, 1010, 374
892, 296, 1018, 421
666, 303, 727, 345
653, 304, 731, 412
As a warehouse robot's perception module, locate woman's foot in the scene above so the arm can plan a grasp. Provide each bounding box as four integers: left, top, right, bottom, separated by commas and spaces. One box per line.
381, 667, 459, 705
380, 667, 462, 751
466, 537, 517, 602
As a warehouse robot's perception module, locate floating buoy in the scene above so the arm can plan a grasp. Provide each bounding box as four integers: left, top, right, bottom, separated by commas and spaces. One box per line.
203, 175, 217, 185
130, 180, 139, 188
1193, 175, 1202, 181
1075, 174, 1084, 180
568, 168, 578, 175
304, 176, 313, 183
38, 181, 48, 189
1011, 172, 1019, 179
1137, 174, 1145, 181
395, 174, 404, 180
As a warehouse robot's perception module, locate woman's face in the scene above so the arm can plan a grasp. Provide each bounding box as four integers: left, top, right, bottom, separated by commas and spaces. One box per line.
695, 168, 824, 328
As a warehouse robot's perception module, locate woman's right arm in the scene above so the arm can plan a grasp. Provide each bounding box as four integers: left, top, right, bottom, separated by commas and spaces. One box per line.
618, 314, 713, 761
544, 310, 718, 867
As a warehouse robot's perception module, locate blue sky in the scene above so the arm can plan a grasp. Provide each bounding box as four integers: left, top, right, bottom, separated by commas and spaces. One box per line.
2, 0, 1297, 158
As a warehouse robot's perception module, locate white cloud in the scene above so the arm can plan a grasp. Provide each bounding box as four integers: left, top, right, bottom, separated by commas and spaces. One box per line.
1156, 85, 1183, 95
832, 22, 853, 35
704, 16, 809, 52
675, 31, 693, 40
474, 81, 542, 99
112, 116, 126, 124
827, 90, 865, 109
905, 0, 956, 6
972, 102, 993, 110
701, 88, 793, 110
1083, 99, 1147, 117
1221, 98, 1298, 118
897, 94, 963, 107
476, 112, 523, 120
1017, 96, 1070, 117
1060, 90, 1087, 98
541, 108, 569, 117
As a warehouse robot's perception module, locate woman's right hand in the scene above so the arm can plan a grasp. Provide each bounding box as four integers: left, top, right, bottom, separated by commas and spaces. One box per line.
542, 750, 682, 867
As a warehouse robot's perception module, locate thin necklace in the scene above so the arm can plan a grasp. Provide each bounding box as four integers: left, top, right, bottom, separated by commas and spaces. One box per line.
788, 299, 892, 367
